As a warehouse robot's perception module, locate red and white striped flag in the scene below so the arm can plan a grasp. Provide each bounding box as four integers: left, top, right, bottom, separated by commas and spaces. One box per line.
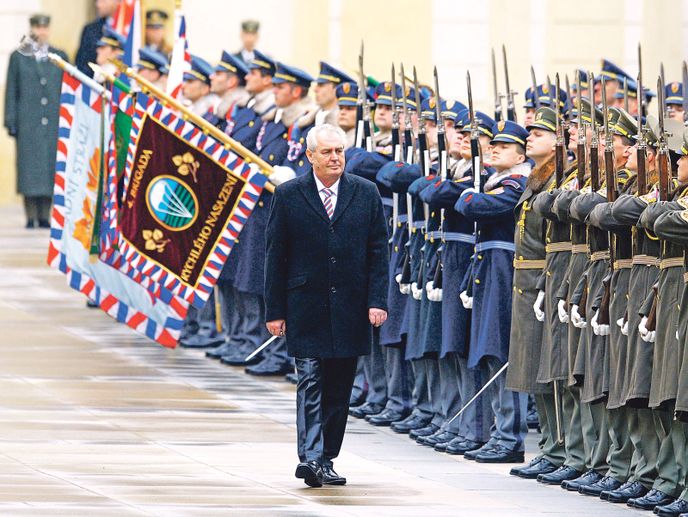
166, 11, 191, 100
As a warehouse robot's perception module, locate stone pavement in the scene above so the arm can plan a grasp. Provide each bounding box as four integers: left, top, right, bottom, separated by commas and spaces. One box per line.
0, 205, 645, 516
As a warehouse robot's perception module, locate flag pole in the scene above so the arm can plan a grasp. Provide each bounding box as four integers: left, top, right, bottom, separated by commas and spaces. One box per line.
107, 58, 275, 192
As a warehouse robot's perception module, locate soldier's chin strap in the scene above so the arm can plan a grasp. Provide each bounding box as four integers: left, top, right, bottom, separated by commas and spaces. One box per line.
445, 362, 508, 425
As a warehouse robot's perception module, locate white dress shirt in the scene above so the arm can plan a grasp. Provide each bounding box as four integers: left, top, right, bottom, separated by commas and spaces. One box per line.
314, 175, 340, 215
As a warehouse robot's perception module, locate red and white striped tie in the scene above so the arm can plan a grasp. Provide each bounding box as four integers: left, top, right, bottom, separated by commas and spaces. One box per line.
321, 188, 335, 219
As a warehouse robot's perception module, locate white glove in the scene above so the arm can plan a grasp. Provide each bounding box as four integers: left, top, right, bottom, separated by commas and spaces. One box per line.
460, 290, 473, 309
396, 273, 410, 294
639, 316, 656, 343
617, 316, 629, 336
268, 165, 296, 186
533, 291, 545, 322
557, 299, 569, 323
571, 304, 587, 328
591, 310, 610, 336
426, 281, 443, 302
411, 282, 423, 300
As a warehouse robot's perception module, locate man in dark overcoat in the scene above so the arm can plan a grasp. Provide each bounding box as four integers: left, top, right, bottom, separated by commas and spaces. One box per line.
264, 123, 389, 487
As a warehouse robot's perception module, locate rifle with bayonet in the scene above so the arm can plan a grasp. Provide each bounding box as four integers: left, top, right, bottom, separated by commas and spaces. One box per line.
391, 64, 401, 241
657, 76, 671, 202
636, 72, 648, 196
411, 67, 429, 299
467, 70, 482, 191
355, 41, 373, 151
492, 48, 504, 122
530, 66, 541, 110
588, 71, 601, 192
554, 74, 565, 186
660, 63, 669, 118
683, 61, 688, 124
502, 45, 517, 122
597, 76, 616, 327
638, 44, 646, 118
397, 64, 415, 291
431, 67, 447, 295
645, 76, 672, 333
576, 96, 587, 190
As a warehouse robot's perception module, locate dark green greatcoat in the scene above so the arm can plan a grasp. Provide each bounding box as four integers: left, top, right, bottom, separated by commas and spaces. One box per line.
4, 47, 68, 197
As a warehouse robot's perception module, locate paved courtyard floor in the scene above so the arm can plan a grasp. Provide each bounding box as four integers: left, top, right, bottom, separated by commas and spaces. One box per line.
0, 205, 645, 516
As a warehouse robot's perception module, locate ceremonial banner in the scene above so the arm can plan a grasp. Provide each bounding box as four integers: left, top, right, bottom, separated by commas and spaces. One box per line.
112, 93, 267, 308
48, 72, 186, 347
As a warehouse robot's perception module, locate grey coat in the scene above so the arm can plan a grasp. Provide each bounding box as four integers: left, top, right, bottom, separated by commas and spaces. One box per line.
4, 48, 68, 197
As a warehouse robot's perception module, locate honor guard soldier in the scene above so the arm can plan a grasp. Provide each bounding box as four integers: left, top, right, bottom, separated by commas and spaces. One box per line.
578, 108, 637, 496
206, 51, 250, 131
314, 62, 354, 126
454, 120, 531, 463
94, 26, 125, 74
212, 50, 276, 366
419, 109, 494, 455
182, 55, 219, 117
136, 48, 169, 90
235, 20, 260, 65
665, 81, 685, 122
630, 128, 687, 512
144, 9, 171, 56
243, 62, 316, 377
505, 107, 564, 479
597, 59, 632, 105
652, 130, 688, 516
604, 122, 661, 503
335, 82, 359, 148
4, 13, 68, 229
613, 77, 655, 116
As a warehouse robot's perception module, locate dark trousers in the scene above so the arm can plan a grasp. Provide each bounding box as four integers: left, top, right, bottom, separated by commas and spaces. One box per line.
296, 356, 358, 467
23, 195, 51, 223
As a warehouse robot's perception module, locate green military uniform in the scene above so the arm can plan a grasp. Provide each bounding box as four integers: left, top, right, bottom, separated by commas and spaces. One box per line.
506, 141, 564, 467
4, 44, 68, 226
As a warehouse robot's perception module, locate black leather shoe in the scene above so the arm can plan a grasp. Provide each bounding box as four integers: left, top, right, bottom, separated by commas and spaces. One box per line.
295, 461, 323, 488
561, 469, 603, 492
366, 409, 408, 426
578, 475, 623, 496
446, 438, 485, 456
627, 489, 674, 510
391, 415, 431, 434
26, 219, 35, 229
517, 458, 558, 479
435, 435, 463, 452
285, 372, 298, 384
322, 465, 346, 486
418, 430, 456, 447
538, 465, 581, 485
245, 359, 293, 376
180, 331, 225, 348
349, 402, 384, 419
510, 456, 543, 476
607, 481, 648, 503
601, 480, 633, 501
205, 342, 231, 359
86, 299, 99, 308
409, 423, 440, 440
464, 442, 495, 460
475, 444, 525, 464
38, 219, 50, 228
654, 497, 688, 516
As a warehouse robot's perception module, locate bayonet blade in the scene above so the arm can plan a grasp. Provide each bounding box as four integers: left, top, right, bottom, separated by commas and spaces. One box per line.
683, 61, 688, 123
530, 66, 540, 109
433, 66, 443, 126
